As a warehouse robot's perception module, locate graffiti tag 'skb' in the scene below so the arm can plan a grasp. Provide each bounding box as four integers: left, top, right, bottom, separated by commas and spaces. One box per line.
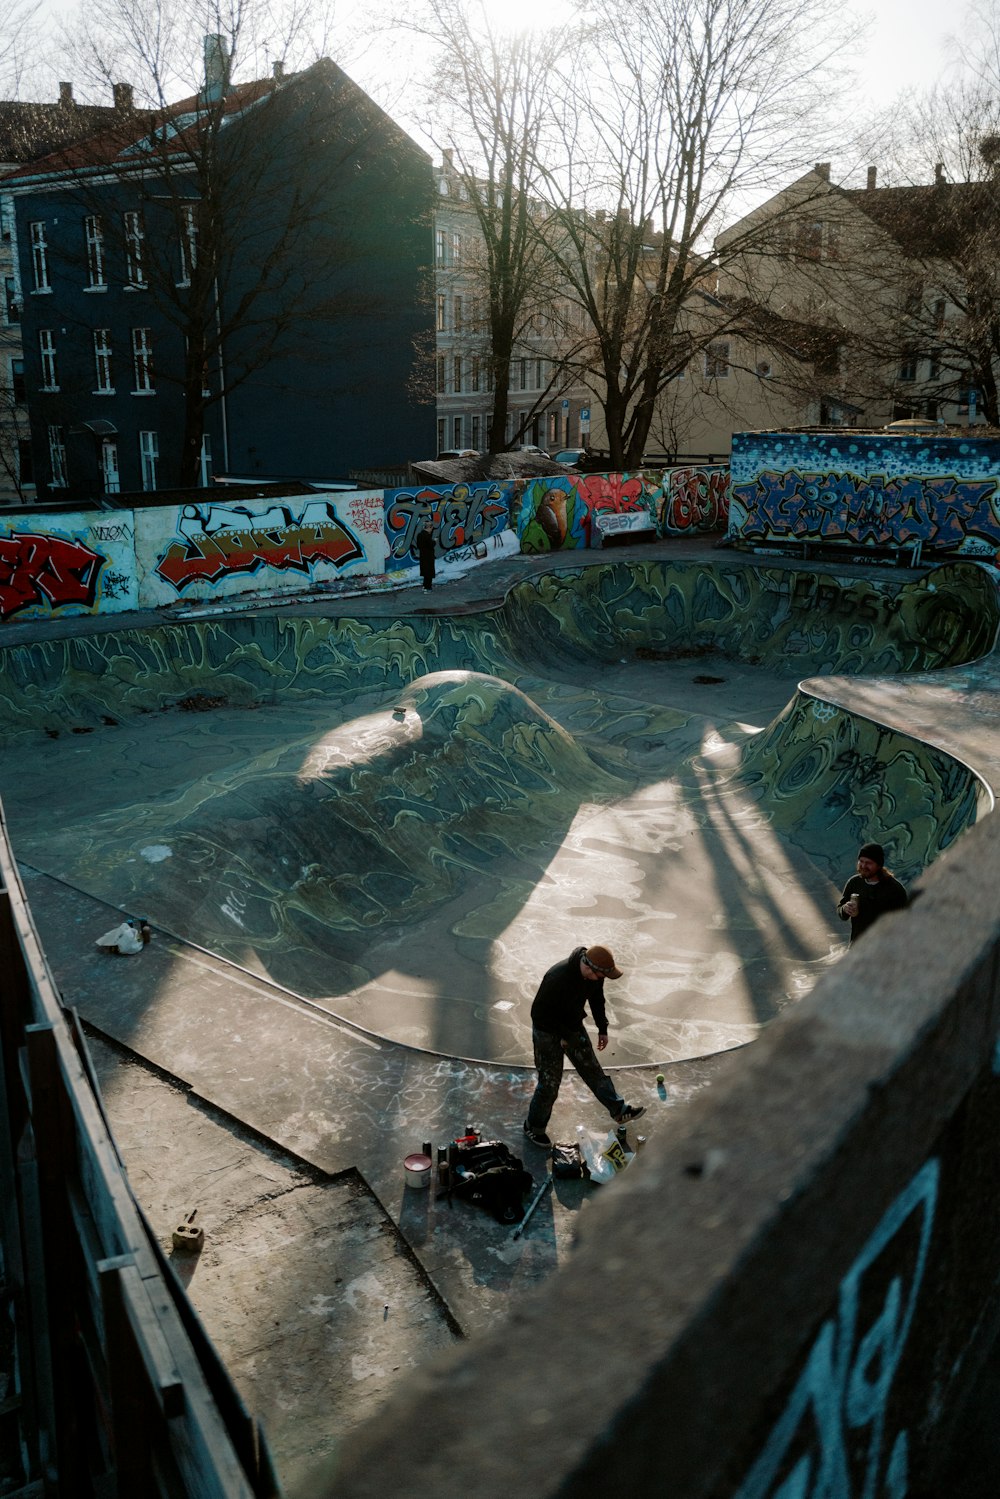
155, 500, 364, 591
736, 1158, 939, 1499
386, 483, 508, 563
0, 531, 103, 619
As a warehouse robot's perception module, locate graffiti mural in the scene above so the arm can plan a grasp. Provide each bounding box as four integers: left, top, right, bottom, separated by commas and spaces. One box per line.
0, 531, 104, 619
736, 1159, 939, 1499
516, 470, 728, 552
384, 482, 510, 571
729, 432, 1000, 560
660, 465, 729, 534
138, 494, 378, 607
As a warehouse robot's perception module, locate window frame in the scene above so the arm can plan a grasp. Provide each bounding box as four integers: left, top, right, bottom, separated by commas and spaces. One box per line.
38, 329, 58, 390
93, 327, 114, 393
124, 210, 147, 288
29, 221, 50, 292
131, 326, 155, 393
84, 215, 106, 289
48, 424, 68, 488
139, 429, 159, 491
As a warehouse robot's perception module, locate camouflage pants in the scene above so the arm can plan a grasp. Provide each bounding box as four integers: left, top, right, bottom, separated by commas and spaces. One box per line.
526, 1027, 623, 1132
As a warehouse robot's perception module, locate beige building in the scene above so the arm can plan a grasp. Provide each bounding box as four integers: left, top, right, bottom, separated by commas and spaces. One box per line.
433, 152, 591, 457
588, 161, 988, 465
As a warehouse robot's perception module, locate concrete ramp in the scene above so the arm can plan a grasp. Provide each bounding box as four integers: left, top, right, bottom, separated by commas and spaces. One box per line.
1, 556, 995, 1067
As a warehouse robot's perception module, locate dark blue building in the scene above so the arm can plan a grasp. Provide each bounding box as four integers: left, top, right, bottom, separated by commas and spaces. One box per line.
4, 55, 434, 500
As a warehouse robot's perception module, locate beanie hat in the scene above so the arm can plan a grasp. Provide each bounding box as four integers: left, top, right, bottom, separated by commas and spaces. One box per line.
859, 842, 885, 867
584, 944, 622, 979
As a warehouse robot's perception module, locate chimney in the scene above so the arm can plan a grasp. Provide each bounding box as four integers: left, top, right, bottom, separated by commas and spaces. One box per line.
935, 161, 946, 185
113, 82, 133, 110
814, 161, 830, 181
272, 60, 285, 80
866, 164, 877, 190
58, 81, 74, 108
202, 34, 230, 103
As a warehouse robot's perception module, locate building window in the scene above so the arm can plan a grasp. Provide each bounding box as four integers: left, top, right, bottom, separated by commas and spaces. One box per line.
84, 215, 106, 288
436, 295, 446, 332
4, 276, 18, 322
39, 329, 58, 389
929, 350, 941, 380
17, 439, 33, 487
453, 295, 463, 331
48, 425, 68, 487
436, 354, 445, 393
124, 211, 146, 287
704, 340, 730, 378
471, 356, 480, 393
934, 298, 946, 329
899, 350, 918, 382
132, 327, 154, 392
101, 438, 120, 494
437, 417, 446, 452
93, 328, 114, 392
536, 358, 544, 390
199, 433, 212, 485
435, 229, 446, 266
471, 415, 480, 449
794, 220, 823, 261
29, 221, 50, 291
453, 354, 462, 393
178, 204, 198, 284
485, 415, 493, 448
451, 232, 461, 263
453, 416, 462, 447
10, 357, 26, 403
520, 357, 528, 391
139, 430, 159, 490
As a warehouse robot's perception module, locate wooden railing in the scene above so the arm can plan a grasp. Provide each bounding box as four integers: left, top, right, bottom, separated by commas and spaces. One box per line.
0, 804, 279, 1498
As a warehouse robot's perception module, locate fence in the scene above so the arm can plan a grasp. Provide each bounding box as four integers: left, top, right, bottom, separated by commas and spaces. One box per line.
0, 806, 278, 1496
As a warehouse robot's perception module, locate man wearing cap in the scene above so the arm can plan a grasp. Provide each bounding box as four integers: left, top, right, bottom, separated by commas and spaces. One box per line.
523, 944, 644, 1148
837, 842, 908, 944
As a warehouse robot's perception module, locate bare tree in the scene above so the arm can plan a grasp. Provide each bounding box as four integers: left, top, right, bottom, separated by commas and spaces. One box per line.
407, 0, 581, 452
535, 0, 857, 467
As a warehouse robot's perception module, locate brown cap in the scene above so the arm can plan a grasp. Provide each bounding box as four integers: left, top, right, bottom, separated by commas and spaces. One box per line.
584, 944, 622, 979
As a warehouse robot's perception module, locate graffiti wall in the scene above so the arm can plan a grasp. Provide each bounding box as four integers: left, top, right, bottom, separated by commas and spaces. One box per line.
0, 509, 138, 620
384, 482, 510, 572
515, 468, 728, 552
729, 431, 1000, 561
136, 491, 384, 608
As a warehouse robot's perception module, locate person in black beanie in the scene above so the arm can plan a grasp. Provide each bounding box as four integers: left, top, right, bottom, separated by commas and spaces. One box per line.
837, 842, 908, 944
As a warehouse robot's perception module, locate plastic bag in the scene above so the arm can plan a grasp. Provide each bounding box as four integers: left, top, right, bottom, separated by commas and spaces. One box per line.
575, 1126, 634, 1184
95, 921, 144, 955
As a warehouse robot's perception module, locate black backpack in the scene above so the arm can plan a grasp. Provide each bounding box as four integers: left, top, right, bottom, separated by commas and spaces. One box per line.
449, 1140, 534, 1224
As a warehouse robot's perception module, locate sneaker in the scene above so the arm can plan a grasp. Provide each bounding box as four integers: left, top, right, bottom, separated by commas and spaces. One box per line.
523, 1121, 552, 1147
615, 1104, 645, 1124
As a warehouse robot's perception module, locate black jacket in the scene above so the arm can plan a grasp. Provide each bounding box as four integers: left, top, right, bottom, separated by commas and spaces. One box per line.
530, 946, 610, 1038
837, 872, 908, 943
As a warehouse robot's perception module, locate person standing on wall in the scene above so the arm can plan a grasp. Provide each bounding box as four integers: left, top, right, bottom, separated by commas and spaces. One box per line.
837, 841, 908, 944
416, 515, 436, 591
523, 944, 645, 1148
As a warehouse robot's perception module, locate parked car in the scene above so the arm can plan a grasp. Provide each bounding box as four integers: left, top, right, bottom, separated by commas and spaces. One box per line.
436, 448, 480, 460
553, 447, 588, 469
512, 444, 547, 455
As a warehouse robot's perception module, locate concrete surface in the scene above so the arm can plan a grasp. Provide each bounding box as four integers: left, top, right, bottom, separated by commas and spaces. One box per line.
2, 535, 999, 1490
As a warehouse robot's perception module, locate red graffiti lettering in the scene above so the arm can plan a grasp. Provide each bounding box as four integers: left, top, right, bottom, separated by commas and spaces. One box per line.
155, 520, 364, 591
0, 531, 103, 619
663, 468, 729, 533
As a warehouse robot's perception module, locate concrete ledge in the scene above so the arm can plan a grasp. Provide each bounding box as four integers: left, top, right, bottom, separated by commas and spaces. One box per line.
318, 813, 1000, 1498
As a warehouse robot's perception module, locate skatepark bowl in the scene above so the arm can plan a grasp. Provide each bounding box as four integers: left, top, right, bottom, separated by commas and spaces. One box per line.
0, 554, 995, 1071
3, 548, 1000, 1495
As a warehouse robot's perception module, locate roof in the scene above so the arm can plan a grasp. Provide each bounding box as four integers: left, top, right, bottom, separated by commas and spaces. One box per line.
410, 453, 568, 485
0, 97, 142, 170
1, 74, 279, 184
844, 180, 988, 259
